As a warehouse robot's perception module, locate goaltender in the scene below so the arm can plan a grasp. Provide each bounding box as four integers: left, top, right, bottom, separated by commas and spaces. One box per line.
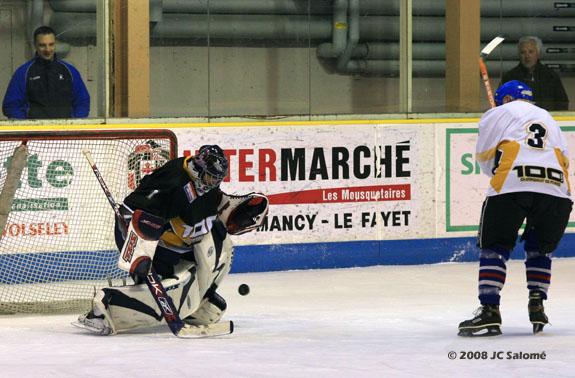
75, 145, 268, 335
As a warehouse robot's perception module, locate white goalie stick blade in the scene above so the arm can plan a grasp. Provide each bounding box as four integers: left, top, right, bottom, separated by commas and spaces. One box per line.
72, 320, 233, 338
480, 36, 505, 57
176, 321, 234, 339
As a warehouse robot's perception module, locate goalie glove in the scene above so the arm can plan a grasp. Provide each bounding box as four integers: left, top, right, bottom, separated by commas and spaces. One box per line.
218, 192, 269, 235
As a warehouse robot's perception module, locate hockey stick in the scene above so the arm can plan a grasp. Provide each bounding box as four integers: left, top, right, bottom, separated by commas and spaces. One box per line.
0, 144, 28, 238
479, 36, 505, 108
82, 149, 233, 338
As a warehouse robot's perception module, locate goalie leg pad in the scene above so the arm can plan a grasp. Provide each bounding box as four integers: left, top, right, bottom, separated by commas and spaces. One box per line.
193, 220, 234, 295
118, 210, 165, 279
88, 261, 202, 334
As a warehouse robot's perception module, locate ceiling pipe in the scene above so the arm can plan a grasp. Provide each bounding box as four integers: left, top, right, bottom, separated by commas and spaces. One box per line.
337, 0, 359, 72
349, 42, 575, 61
48, 0, 575, 17
51, 12, 575, 44
45, 0, 575, 76
161, 0, 332, 15
316, 0, 348, 58
51, 13, 333, 40
28, 0, 71, 58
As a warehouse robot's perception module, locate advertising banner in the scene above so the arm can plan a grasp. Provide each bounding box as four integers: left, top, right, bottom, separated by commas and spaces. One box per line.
174, 123, 436, 246
441, 124, 575, 236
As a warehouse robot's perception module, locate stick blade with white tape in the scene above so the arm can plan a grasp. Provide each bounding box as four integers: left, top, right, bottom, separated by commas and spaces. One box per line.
480, 36, 505, 57
177, 321, 234, 338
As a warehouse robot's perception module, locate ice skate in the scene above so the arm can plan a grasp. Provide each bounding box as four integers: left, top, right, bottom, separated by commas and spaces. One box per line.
73, 309, 113, 335
458, 305, 502, 337
528, 291, 548, 334
72, 290, 115, 335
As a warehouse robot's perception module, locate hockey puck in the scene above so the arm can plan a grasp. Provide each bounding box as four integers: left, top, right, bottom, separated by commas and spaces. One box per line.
238, 284, 250, 296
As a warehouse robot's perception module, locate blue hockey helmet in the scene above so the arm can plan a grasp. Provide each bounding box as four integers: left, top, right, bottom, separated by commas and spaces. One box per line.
192, 145, 229, 191
494, 80, 533, 106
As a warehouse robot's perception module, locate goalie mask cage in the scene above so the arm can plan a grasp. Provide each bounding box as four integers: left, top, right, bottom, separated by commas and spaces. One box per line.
0, 130, 177, 314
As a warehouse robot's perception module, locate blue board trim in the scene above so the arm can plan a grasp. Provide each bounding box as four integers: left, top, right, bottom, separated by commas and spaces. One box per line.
230, 233, 575, 273
1, 234, 573, 283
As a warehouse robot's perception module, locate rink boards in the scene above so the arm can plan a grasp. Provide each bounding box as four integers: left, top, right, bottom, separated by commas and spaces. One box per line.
0, 119, 574, 279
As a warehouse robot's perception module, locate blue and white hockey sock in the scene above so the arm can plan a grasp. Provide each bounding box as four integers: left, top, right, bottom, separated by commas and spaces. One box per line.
525, 252, 551, 300
478, 246, 510, 306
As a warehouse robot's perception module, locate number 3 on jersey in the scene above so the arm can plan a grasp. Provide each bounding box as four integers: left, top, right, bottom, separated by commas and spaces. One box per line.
526, 123, 547, 149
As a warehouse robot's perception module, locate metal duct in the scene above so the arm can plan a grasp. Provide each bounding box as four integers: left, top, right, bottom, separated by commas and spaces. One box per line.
51, 13, 332, 40
29, 0, 71, 57
341, 60, 573, 78
48, 0, 575, 17
346, 43, 575, 61
28, 0, 44, 41
46, 0, 575, 76
51, 13, 575, 44
358, 17, 575, 42
316, 0, 348, 58
161, 0, 331, 15
362, 0, 575, 17
337, 0, 359, 72
46, 0, 387, 15
49, 0, 96, 13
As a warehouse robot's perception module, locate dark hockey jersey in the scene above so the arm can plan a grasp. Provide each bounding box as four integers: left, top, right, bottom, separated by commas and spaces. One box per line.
123, 156, 223, 251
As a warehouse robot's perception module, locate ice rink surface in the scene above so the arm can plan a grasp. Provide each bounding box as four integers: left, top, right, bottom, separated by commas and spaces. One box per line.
1, 258, 575, 378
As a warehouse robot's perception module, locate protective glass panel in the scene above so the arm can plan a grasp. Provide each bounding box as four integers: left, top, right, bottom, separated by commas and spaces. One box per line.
206, 0, 313, 117
310, 1, 400, 115
151, 1, 209, 117
149, 1, 404, 118
411, 3, 445, 113
482, 1, 573, 112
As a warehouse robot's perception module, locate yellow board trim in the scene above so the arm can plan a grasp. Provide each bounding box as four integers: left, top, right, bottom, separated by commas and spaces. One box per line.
0, 117, 485, 132
1, 116, 574, 132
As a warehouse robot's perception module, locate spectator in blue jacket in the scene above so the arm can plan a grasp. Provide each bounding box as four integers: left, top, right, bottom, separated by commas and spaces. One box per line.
2, 26, 90, 119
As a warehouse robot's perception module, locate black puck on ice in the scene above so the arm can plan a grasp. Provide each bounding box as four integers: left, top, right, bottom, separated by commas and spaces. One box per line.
238, 284, 250, 296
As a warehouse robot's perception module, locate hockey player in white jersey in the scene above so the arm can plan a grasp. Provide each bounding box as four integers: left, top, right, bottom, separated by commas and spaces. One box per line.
458, 80, 572, 337
75, 145, 268, 336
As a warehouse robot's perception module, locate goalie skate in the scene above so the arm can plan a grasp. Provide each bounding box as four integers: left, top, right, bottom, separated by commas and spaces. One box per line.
458, 305, 502, 337
72, 310, 113, 336
72, 289, 116, 336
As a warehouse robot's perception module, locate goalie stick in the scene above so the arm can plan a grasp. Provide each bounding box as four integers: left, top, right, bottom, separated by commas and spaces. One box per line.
479, 35, 505, 108
82, 149, 233, 338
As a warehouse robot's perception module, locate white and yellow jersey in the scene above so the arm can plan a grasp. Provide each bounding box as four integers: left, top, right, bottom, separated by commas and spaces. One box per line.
476, 100, 571, 198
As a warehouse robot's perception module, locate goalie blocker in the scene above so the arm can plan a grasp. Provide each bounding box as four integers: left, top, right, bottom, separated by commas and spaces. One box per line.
77, 191, 268, 336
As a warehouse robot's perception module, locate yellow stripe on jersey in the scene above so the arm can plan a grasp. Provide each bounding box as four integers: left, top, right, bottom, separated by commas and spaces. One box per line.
490, 141, 520, 193
161, 230, 188, 249
476, 147, 497, 162
554, 148, 572, 195
158, 217, 195, 248
183, 156, 195, 180
166, 216, 197, 246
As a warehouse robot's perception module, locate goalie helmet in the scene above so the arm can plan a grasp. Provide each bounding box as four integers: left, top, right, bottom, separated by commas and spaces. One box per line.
190, 145, 229, 193
494, 80, 533, 106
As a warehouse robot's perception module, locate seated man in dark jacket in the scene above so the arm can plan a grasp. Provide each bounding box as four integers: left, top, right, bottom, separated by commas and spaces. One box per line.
500, 36, 569, 111
2, 26, 90, 119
